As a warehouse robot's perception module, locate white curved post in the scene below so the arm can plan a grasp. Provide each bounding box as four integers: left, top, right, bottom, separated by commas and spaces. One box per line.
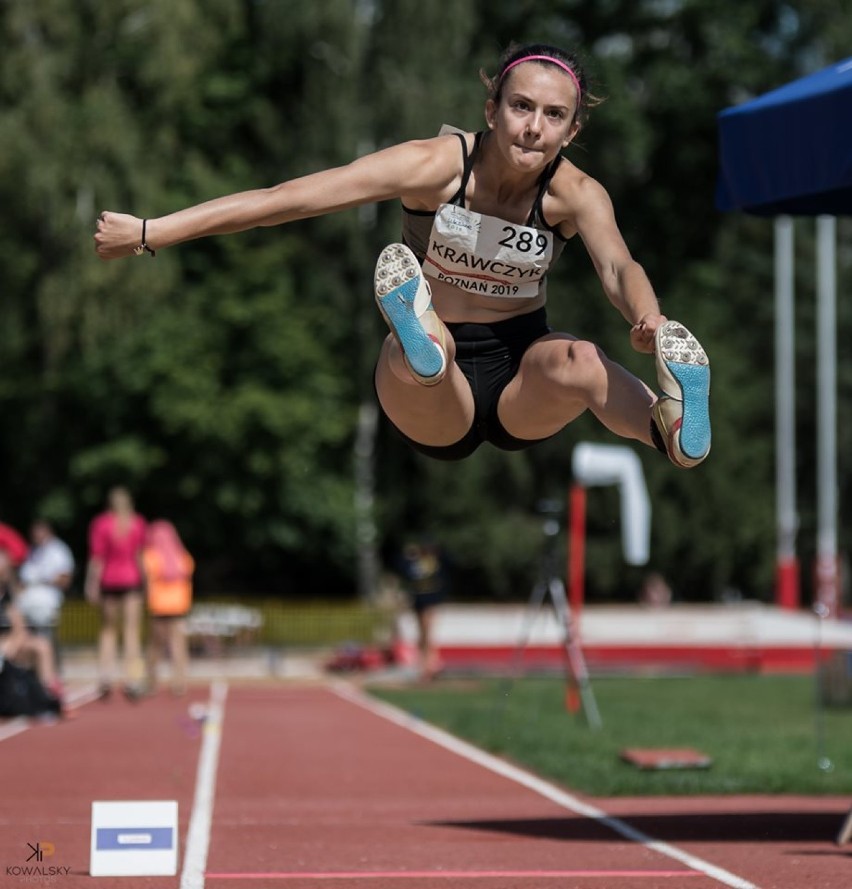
571, 443, 651, 566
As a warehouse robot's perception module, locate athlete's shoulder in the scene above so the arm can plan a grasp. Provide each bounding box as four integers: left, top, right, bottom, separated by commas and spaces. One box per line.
546, 160, 614, 233
402, 130, 473, 166
550, 158, 609, 203
394, 131, 472, 206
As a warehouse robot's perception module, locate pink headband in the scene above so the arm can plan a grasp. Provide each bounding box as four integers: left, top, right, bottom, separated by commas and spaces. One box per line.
500, 54, 582, 104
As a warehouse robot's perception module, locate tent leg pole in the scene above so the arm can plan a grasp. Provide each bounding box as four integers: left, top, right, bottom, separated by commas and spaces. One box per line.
774, 216, 799, 609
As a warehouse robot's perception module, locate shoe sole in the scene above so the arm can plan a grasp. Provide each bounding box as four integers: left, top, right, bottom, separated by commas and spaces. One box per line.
374, 244, 446, 385
655, 321, 711, 461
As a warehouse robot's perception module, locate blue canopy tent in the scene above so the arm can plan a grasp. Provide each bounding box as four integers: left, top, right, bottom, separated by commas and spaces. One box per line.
717, 57, 852, 616
717, 57, 852, 216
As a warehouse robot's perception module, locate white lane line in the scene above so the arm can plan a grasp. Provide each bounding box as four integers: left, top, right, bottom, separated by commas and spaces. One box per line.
333, 682, 759, 889
180, 680, 228, 889
66, 683, 104, 708
0, 716, 29, 741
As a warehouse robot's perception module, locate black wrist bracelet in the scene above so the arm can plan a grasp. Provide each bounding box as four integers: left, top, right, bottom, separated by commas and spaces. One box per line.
133, 219, 156, 257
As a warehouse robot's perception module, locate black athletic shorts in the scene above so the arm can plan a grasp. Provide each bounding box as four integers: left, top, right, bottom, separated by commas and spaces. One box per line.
100, 585, 142, 599
381, 307, 556, 461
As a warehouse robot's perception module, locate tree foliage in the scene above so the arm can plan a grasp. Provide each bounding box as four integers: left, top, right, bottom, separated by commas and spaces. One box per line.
1, 0, 850, 604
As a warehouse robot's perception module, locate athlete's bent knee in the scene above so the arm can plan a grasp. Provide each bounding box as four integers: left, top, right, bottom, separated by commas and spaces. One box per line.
561, 339, 609, 385
566, 338, 606, 368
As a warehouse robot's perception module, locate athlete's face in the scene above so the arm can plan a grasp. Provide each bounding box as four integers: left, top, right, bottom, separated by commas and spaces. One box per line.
485, 64, 580, 171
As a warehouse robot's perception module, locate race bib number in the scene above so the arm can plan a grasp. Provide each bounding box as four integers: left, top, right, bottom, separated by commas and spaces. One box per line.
423, 204, 553, 299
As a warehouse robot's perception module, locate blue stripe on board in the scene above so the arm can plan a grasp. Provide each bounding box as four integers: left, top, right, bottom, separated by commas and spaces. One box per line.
96, 827, 174, 851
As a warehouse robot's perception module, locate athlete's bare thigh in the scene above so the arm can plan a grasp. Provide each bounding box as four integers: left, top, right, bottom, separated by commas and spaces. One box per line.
496, 333, 588, 441
498, 332, 655, 444
374, 335, 476, 447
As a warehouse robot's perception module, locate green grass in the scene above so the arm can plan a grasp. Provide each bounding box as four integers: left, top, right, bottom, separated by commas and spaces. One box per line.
370, 674, 852, 796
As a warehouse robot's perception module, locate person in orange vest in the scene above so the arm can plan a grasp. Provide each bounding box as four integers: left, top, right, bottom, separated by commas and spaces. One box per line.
142, 521, 194, 696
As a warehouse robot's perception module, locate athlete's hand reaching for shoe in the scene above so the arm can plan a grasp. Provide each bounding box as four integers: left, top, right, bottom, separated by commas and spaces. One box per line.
630, 313, 668, 354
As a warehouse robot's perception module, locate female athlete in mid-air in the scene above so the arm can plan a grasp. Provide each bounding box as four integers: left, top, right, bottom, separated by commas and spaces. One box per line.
95, 42, 710, 468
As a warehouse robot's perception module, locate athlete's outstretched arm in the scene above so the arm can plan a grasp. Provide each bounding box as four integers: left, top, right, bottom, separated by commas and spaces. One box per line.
569, 175, 664, 354
94, 137, 461, 260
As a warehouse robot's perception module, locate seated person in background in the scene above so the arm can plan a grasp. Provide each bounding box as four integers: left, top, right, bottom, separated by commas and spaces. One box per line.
0, 550, 63, 707
638, 571, 673, 608
17, 519, 75, 638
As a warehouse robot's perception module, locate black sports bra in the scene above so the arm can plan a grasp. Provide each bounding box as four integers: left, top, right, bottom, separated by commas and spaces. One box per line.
401, 131, 567, 263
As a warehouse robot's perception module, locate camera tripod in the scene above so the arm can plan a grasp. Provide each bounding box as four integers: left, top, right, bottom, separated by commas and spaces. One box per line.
509, 511, 602, 730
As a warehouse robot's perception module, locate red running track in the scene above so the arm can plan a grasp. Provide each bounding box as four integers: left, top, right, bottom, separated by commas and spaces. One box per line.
0, 681, 849, 889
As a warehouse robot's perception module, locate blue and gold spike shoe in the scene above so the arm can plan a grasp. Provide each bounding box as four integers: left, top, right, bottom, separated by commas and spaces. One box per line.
651, 321, 711, 468
374, 244, 447, 386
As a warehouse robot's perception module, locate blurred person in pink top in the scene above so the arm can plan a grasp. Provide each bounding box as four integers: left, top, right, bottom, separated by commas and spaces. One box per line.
84, 487, 147, 700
